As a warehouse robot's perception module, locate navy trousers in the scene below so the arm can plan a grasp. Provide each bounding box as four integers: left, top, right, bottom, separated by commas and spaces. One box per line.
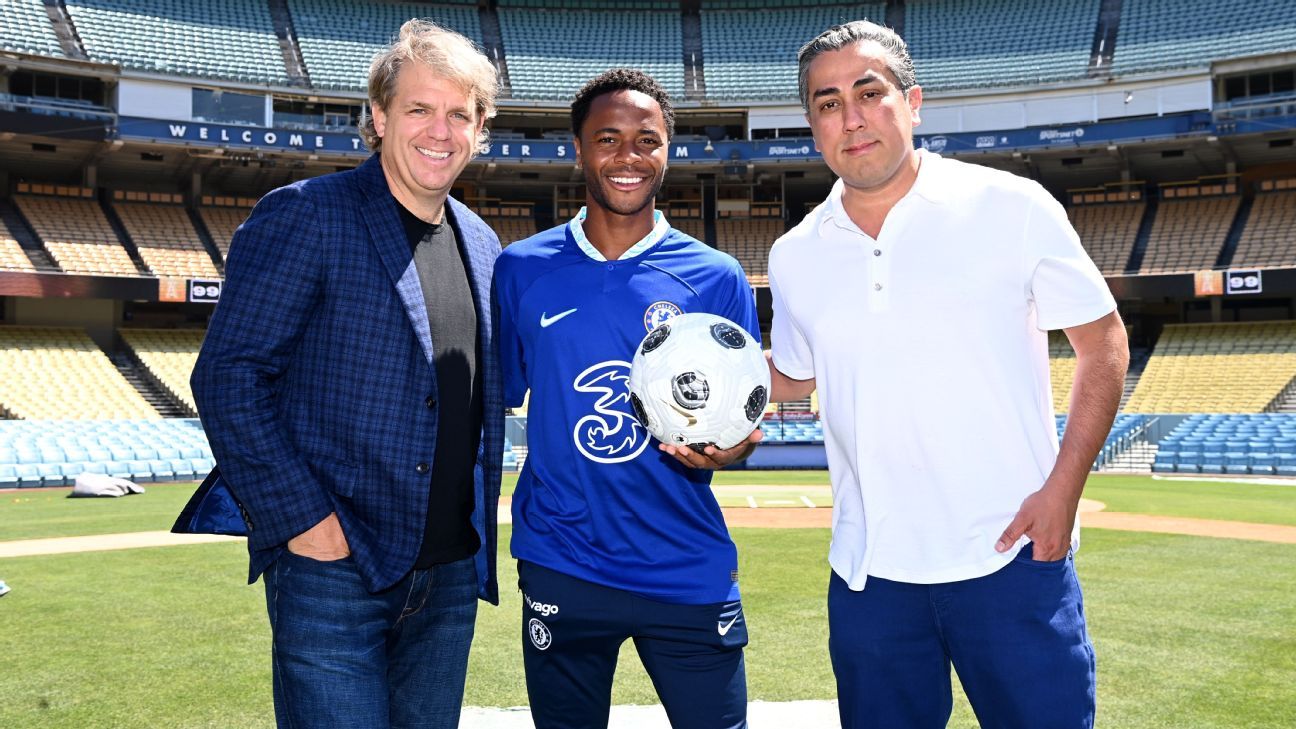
518, 560, 749, 729
829, 544, 1096, 729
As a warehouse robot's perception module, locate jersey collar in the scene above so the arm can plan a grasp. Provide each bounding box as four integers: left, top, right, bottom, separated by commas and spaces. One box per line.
569, 206, 670, 262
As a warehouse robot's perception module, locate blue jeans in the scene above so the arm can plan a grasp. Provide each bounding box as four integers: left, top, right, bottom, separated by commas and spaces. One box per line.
263, 552, 478, 729
829, 544, 1096, 729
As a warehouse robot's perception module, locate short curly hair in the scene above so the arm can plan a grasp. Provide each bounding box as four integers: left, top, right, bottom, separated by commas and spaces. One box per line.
570, 68, 675, 142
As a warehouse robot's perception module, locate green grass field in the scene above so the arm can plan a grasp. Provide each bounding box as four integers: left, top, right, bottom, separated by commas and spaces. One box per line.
2, 473, 1295, 727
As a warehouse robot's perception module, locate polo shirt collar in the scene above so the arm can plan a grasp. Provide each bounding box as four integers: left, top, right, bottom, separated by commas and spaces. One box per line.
568, 206, 670, 262
820, 149, 951, 234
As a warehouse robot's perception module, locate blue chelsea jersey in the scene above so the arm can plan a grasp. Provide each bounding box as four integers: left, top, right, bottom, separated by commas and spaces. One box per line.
493, 214, 761, 604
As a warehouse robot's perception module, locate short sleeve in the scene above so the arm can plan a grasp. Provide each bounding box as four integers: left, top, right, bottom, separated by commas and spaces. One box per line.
769, 268, 814, 380
1025, 192, 1116, 331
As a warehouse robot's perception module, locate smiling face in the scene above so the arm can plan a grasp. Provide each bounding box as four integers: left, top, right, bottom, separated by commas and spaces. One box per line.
574, 89, 668, 218
805, 41, 923, 198
371, 61, 483, 220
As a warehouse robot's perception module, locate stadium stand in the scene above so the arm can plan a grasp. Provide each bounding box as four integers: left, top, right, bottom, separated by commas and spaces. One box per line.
1057, 413, 1148, 468
0, 326, 159, 420
1049, 331, 1078, 413
699, 2, 884, 101
1124, 322, 1296, 414
672, 216, 707, 244
497, 2, 685, 101
1, 0, 66, 56
119, 329, 204, 415
198, 197, 255, 259
113, 193, 221, 279
1137, 192, 1240, 275
761, 417, 824, 442
15, 187, 140, 277
715, 218, 783, 285
1231, 182, 1296, 270
0, 418, 213, 487
476, 202, 537, 246
0, 226, 36, 272
482, 217, 536, 246
288, 0, 482, 91
1067, 196, 1145, 276
1151, 413, 1296, 476
1111, 0, 1296, 76
905, 0, 1100, 91
64, 0, 289, 85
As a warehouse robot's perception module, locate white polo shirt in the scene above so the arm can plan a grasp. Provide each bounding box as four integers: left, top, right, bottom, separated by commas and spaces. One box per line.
769, 150, 1115, 590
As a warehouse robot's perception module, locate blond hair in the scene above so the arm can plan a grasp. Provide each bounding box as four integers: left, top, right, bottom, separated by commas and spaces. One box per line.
359, 19, 499, 153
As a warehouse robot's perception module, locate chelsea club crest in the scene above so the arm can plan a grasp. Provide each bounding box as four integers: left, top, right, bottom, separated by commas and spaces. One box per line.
644, 301, 683, 331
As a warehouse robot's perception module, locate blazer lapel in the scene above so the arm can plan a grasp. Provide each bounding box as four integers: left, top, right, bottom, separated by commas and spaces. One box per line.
356, 155, 435, 365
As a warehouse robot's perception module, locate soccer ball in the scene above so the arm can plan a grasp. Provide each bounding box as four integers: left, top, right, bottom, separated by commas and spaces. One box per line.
628, 312, 770, 451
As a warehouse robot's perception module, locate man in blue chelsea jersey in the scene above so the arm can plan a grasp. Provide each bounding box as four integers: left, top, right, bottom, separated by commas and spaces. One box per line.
492, 69, 762, 729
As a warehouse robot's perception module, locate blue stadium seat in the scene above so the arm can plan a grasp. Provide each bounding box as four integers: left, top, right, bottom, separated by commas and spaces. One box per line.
1152, 452, 1176, 473
127, 460, 153, 481
1175, 451, 1201, 474
39, 463, 66, 485
15, 464, 42, 487
1199, 453, 1225, 474
1276, 454, 1296, 477
171, 459, 196, 480
1249, 454, 1276, 476
0, 465, 18, 487
149, 460, 175, 481
1224, 453, 1250, 475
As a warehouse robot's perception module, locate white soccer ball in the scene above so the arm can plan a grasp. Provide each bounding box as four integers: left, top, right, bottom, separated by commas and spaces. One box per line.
628, 312, 771, 451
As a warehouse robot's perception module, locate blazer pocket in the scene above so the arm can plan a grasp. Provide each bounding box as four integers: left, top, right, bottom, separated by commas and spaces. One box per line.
308, 456, 361, 499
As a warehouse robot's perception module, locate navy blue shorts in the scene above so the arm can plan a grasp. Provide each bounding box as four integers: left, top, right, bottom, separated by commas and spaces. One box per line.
829, 544, 1096, 729
518, 560, 748, 729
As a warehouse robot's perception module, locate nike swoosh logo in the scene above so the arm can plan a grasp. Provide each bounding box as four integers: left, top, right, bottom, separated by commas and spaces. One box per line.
718, 613, 741, 636
667, 402, 698, 427
540, 308, 578, 328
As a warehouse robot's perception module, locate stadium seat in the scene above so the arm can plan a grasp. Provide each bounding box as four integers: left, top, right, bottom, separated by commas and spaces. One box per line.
1111, 0, 1296, 76
149, 460, 175, 481
38, 463, 65, 486
1175, 451, 1201, 474
171, 459, 196, 480
126, 460, 153, 481
15, 464, 42, 487
0, 465, 18, 487
1199, 453, 1224, 474
1276, 454, 1296, 476
1249, 454, 1276, 476
1152, 452, 1176, 472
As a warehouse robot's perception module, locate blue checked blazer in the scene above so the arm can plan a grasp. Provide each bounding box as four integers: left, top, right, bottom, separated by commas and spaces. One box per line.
188, 154, 504, 602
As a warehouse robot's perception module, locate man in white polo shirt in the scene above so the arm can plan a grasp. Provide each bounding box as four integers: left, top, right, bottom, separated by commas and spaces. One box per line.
767, 21, 1129, 729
